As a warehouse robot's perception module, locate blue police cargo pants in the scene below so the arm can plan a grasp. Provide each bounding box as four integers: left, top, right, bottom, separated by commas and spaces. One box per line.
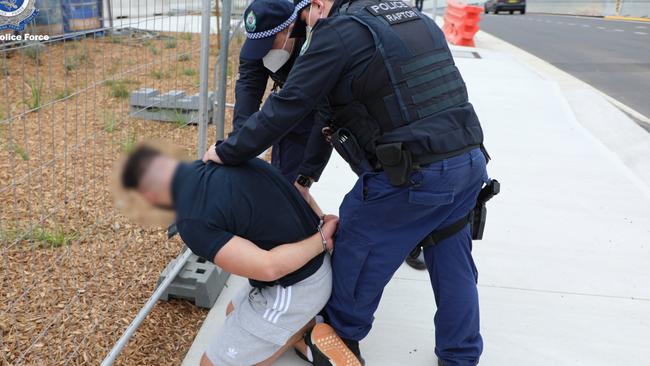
325, 148, 487, 366
271, 135, 307, 183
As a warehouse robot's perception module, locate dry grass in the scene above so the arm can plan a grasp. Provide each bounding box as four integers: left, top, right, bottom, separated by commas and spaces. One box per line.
1, 28, 248, 365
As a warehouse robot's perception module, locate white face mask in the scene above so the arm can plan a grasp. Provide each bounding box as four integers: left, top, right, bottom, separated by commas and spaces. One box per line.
306, 4, 323, 34
262, 33, 292, 73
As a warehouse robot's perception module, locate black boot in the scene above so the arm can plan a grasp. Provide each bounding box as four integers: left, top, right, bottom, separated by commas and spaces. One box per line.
294, 347, 312, 364
405, 248, 427, 270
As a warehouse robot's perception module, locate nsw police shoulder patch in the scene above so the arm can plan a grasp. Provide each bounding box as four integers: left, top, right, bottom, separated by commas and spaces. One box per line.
245, 11, 257, 32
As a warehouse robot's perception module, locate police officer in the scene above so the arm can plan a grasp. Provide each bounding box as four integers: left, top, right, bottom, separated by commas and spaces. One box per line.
204, 0, 489, 365
252, 0, 426, 270
234, 0, 331, 184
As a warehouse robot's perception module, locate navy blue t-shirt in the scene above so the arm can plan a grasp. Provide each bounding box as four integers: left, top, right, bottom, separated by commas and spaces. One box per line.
172, 158, 324, 287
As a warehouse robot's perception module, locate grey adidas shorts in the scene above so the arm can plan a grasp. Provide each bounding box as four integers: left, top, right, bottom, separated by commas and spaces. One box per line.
205, 255, 332, 365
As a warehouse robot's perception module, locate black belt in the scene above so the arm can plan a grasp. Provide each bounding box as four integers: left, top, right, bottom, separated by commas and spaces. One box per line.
371, 144, 484, 174
412, 145, 483, 168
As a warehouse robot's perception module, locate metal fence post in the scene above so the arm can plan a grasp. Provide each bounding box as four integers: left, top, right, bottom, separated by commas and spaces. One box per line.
198, 0, 213, 157
215, 0, 233, 141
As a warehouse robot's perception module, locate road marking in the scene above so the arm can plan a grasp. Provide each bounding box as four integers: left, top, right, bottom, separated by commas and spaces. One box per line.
634, 31, 648, 35
604, 15, 650, 23
613, 29, 624, 32
582, 24, 590, 28
597, 26, 606, 30
636, 26, 647, 29
556, 21, 564, 24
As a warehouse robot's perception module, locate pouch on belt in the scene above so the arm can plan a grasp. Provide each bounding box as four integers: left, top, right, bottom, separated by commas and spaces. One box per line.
375, 142, 412, 186
331, 128, 372, 176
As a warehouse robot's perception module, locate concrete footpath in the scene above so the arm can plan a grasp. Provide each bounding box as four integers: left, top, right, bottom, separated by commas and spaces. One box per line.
181, 23, 650, 366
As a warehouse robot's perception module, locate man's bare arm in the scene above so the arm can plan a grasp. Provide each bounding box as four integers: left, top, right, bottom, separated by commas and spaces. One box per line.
294, 182, 324, 217
309, 198, 324, 218
213, 216, 337, 281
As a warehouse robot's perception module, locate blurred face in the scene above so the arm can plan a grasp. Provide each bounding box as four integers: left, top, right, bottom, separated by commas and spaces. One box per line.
137, 167, 163, 206
133, 155, 176, 209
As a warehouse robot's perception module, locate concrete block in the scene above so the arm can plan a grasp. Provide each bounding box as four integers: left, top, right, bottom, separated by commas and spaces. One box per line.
129, 88, 160, 108
158, 90, 187, 106
158, 253, 230, 309
129, 88, 213, 124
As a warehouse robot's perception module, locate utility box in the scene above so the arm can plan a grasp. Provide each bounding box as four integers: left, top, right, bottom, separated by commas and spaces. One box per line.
61, 0, 103, 33
157, 253, 230, 309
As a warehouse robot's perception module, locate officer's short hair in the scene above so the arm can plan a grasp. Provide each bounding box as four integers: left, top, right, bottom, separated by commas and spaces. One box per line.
121, 145, 161, 189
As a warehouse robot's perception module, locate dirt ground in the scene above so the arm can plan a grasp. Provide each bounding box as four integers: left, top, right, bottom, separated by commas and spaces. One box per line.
1, 27, 251, 365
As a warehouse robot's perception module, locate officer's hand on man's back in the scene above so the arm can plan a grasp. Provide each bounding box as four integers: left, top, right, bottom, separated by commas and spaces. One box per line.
202, 143, 223, 165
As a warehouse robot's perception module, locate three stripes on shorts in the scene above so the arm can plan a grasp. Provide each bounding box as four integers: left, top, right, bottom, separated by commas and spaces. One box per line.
263, 286, 293, 324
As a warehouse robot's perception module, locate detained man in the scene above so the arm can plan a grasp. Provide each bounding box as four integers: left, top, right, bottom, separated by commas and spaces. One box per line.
118, 144, 338, 366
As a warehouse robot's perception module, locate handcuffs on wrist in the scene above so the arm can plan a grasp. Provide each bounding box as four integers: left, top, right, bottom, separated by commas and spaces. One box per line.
317, 216, 333, 255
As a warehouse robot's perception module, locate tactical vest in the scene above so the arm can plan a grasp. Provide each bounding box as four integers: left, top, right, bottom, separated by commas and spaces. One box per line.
332, 0, 484, 160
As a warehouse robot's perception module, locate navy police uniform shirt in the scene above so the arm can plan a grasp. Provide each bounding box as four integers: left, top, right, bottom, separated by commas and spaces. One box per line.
233, 44, 333, 181
218, 0, 374, 167
172, 158, 324, 287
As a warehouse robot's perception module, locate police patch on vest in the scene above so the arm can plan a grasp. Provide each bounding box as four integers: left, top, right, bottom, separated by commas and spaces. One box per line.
366, 1, 420, 25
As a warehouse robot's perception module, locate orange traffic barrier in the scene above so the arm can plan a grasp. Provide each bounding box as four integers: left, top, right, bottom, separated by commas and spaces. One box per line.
443, 0, 482, 47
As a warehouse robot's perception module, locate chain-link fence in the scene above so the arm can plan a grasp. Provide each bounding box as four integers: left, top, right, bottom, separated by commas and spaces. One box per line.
0, 0, 250, 364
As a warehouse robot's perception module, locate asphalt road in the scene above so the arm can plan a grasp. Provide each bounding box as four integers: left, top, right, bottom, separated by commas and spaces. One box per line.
479, 13, 650, 119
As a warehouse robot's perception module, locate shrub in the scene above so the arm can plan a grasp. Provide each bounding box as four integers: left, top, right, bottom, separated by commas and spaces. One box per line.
24, 78, 44, 110
54, 87, 73, 100
151, 70, 166, 80
103, 80, 131, 99
120, 132, 137, 152
21, 42, 45, 65
8, 141, 30, 161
